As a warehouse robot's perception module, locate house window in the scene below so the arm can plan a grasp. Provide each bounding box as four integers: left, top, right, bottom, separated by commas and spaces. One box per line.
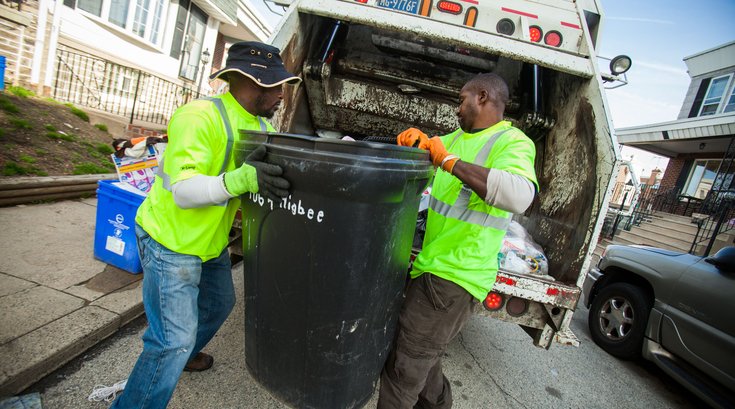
149, 0, 165, 44
66, 0, 167, 46
724, 86, 735, 114
108, 0, 129, 28
77, 0, 102, 16
683, 159, 720, 199
698, 74, 732, 116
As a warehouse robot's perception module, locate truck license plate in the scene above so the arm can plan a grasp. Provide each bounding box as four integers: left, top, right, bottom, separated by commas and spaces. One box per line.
376, 0, 419, 14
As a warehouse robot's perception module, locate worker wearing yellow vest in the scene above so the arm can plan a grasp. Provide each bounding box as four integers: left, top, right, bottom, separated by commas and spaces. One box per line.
379, 73, 538, 408
111, 42, 300, 409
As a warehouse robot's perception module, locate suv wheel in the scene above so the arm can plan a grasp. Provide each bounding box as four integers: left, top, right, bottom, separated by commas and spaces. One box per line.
588, 282, 651, 359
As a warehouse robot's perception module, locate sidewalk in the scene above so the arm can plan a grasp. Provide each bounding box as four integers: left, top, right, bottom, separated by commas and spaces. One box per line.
0, 198, 144, 397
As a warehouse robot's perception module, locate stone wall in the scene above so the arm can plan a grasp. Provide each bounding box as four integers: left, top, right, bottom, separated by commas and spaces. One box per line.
0, 1, 41, 90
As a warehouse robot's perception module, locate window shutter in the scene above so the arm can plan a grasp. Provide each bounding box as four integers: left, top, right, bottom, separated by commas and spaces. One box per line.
688, 78, 711, 118
675, 160, 694, 193
170, 0, 190, 59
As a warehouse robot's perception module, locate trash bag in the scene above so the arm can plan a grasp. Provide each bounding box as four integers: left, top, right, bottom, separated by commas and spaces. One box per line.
499, 221, 551, 279
412, 187, 432, 249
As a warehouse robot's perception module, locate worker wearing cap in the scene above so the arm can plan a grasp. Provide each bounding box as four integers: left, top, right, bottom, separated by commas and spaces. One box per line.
111, 41, 301, 409
379, 73, 538, 409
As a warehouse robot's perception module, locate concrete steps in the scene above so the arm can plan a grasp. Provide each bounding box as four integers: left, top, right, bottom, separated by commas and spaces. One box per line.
613, 233, 689, 252
645, 214, 701, 235
615, 229, 692, 252
598, 210, 735, 258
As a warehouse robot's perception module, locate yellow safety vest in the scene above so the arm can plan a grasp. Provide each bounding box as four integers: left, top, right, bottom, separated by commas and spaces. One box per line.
412, 121, 538, 300
135, 92, 272, 261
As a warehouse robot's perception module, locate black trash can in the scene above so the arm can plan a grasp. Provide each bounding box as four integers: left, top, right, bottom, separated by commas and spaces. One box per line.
235, 132, 433, 409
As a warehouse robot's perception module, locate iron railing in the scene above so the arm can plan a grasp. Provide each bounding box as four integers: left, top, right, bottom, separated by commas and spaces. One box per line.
53, 47, 203, 125
619, 185, 678, 232
603, 183, 735, 256
690, 191, 735, 256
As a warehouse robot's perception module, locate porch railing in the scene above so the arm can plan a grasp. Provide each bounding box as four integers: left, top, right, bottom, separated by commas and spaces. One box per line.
53, 47, 204, 126
690, 191, 735, 256
620, 185, 680, 232
603, 183, 735, 256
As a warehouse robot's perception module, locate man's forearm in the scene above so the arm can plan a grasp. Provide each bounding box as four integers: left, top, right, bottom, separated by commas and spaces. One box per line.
451, 160, 490, 198
449, 161, 535, 213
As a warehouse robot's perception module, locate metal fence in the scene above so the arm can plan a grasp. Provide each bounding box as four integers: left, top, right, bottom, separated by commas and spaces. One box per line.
601, 182, 735, 256
690, 190, 735, 256
53, 47, 204, 125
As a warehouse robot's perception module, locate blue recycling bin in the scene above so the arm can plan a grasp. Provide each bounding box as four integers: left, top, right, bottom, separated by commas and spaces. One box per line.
93, 180, 146, 273
0, 55, 6, 91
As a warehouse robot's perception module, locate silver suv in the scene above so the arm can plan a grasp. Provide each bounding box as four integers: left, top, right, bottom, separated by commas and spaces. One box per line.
582, 244, 735, 408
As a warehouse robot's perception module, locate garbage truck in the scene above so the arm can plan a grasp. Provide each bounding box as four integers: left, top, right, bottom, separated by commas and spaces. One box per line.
233, 0, 628, 350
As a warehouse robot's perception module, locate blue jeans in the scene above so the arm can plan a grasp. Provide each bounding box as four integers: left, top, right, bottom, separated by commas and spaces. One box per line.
111, 225, 235, 409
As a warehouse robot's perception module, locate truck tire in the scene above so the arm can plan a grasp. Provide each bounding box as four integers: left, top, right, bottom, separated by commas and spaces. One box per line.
588, 282, 651, 359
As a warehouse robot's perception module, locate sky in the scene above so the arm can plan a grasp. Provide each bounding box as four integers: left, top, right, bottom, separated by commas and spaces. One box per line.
598, 0, 735, 176
251, 0, 735, 176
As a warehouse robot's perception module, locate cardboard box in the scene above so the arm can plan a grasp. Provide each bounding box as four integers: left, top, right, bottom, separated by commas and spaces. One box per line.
111, 144, 165, 194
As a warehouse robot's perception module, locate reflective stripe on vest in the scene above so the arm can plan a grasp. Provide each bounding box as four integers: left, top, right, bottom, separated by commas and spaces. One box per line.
156, 97, 266, 193
429, 129, 512, 229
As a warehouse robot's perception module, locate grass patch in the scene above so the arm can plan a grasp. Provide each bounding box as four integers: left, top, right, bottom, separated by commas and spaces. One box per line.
10, 118, 32, 130
3, 162, 30, 175
0, 128, 5, 138
2, 161, 47, 176
19, 155, 36, 163
94, 123, 108, 132
7, 86, 35, 98
73, 162, 110, 175
96, 143, 114, 155
0, 96, 20, 114
67, 105, 90, 122
45, 124, 57, 131
35, 148, 47, 155
85, 146, 105, 160
46, 131, 75, 142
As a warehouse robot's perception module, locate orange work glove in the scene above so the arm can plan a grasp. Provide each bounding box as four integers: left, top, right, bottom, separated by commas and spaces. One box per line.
397, 128, 430, 149
427, 137, 460, 174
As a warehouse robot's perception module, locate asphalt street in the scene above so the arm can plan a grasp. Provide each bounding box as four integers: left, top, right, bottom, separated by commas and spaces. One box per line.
29, 262, 704, 409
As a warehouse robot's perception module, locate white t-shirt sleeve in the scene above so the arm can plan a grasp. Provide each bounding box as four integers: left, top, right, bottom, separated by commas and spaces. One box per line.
484, 168, 535, 214
171, 174, 235, 209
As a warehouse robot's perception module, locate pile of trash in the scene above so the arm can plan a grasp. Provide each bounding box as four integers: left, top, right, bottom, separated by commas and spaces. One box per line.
498, 221, 552, 280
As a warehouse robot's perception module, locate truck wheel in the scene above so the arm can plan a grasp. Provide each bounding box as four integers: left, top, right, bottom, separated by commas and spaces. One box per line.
588, 282, 651, 359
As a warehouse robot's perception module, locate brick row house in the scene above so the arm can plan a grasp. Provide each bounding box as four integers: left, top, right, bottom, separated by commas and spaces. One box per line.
608, 41, 735, 255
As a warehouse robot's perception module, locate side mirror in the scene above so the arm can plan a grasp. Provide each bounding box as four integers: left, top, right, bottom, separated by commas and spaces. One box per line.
705, 246, 735, 273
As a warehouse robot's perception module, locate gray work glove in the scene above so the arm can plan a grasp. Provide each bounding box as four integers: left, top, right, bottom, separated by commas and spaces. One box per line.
224, 145, 290, 201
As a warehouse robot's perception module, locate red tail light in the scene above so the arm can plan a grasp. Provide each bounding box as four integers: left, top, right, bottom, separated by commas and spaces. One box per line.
544, 31, 562, 47
529, 25, 543, 43
483, 292, 504, 311
355, 0, 367, 3
437, 1, 462, 14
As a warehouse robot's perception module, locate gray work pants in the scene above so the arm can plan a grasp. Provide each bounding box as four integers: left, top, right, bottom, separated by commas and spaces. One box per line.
378, 273, 476, 409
